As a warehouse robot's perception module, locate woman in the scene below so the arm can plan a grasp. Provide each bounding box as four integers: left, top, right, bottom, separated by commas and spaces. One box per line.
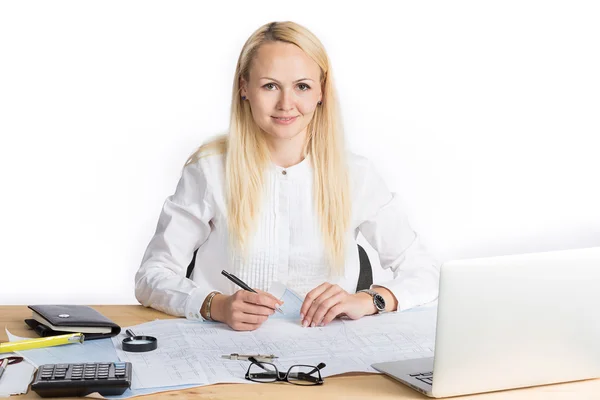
135, 21, 439, 331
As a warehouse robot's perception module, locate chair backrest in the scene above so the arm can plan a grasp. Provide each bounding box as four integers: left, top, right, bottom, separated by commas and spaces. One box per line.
186, 244, 373, 292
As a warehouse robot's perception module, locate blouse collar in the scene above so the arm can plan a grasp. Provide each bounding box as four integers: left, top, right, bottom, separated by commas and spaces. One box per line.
271, 154, 311, 178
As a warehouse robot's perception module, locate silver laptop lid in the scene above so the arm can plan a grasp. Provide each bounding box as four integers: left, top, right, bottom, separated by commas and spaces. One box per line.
431, 247, 600, 397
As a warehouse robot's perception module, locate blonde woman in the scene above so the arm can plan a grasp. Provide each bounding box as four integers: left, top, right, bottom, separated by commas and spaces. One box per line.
135, 21, 439, 331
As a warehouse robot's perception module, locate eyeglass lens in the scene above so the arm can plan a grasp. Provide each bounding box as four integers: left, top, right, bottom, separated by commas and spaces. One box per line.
247, 362, 278, 382
286, 365, 322, 385
247, 361, 323, 385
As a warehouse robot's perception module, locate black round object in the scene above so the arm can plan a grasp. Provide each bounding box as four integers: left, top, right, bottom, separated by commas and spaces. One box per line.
122, 335, 158, 352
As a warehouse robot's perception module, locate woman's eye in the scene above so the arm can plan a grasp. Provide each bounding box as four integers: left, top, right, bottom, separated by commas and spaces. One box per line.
263, 83, 311, 91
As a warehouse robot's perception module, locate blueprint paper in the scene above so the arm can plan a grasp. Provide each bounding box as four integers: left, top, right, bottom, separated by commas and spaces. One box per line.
181, 308, 436, 379
112, 308, 436, 389
114, 296, 437, 389
110, 319, 209, 389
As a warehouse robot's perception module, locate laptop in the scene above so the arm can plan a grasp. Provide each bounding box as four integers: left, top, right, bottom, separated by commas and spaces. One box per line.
372, 246, 600, 398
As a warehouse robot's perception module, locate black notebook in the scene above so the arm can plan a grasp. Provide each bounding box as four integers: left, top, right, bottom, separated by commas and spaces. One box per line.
25, 305, 121, 340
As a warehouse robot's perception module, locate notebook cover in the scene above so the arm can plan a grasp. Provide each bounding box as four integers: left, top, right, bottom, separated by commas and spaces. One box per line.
26, 305, 121, 340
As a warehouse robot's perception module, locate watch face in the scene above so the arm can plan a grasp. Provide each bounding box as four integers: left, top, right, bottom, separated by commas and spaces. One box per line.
373, 293, 386, 311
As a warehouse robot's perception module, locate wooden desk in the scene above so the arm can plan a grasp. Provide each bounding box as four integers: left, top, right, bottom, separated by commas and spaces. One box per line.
1, 305, 598, 399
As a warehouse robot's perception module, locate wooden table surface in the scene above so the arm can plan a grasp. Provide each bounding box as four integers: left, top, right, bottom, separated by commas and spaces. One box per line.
1, 305, 598, 399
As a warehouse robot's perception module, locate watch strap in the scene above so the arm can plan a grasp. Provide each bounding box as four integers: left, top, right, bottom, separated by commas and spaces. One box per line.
358, 289, 386, 313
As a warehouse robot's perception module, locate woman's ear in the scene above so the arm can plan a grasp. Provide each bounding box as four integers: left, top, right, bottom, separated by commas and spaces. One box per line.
240, 78, 248, 97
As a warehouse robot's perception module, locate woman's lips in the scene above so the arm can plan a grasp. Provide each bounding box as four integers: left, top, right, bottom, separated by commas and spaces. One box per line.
271, 116, 298, 125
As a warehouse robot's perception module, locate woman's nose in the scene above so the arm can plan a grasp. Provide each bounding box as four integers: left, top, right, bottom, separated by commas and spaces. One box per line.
277, 89, 295, 111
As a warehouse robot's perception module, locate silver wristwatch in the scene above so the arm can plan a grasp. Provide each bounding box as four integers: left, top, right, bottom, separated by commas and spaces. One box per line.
359, 289, 386, 313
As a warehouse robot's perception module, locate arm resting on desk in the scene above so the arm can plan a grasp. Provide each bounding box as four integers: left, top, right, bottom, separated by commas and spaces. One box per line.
357, 161, 440, 311
135, 163, 216, 321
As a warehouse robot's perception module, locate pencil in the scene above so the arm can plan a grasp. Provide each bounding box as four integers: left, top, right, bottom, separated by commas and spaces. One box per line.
0, 333, 84, 353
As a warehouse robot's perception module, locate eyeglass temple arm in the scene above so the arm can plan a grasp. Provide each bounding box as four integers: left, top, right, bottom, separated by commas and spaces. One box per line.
248, 372, 277, 379
305, 362, 326, 375
248, 357, 285, 379
249, 357, 269, 369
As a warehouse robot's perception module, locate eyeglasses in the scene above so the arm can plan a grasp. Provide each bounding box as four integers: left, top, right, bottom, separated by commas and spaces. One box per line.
245, 356, 326, 386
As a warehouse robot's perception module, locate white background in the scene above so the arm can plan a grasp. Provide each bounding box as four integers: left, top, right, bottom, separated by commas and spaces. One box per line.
1, 1, 598, 304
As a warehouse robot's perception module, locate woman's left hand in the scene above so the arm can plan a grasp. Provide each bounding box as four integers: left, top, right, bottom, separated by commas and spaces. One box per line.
300, 283, 375, 327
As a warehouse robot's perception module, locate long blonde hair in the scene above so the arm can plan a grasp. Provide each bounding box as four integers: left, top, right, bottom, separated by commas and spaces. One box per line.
187, 21, 350, 273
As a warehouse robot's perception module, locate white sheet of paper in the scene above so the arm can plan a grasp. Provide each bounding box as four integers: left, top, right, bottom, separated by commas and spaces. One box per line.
268, 281, 304, 319
0, 351, 36, 398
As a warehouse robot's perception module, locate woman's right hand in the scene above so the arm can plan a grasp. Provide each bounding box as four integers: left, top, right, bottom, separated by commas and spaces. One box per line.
210, 290, 283, 331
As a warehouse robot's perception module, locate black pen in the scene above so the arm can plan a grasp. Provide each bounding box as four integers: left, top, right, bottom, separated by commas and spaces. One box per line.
221, 270, 285, 314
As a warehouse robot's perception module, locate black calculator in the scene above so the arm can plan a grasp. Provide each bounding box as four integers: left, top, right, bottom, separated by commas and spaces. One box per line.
31, 362, 132, 398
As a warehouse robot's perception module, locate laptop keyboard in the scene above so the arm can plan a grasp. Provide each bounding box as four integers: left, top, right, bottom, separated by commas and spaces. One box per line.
409, 371, 433, 386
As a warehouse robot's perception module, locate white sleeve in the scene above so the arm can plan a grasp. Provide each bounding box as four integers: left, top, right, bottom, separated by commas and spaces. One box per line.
357, 162, 440, 311
134, 162, 215, 320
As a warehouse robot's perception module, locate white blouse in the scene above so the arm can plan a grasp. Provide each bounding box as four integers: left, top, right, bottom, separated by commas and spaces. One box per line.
135, 152, 440, 321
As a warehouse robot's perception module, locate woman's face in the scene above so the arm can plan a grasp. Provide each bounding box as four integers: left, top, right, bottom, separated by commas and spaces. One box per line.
241, 41, 322, 143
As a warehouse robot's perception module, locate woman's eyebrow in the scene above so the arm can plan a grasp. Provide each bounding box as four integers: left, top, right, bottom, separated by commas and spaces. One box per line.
260, 77, 314, 83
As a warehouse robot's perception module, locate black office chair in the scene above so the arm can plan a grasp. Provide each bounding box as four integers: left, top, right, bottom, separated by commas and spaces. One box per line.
186, 244, 373, 292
